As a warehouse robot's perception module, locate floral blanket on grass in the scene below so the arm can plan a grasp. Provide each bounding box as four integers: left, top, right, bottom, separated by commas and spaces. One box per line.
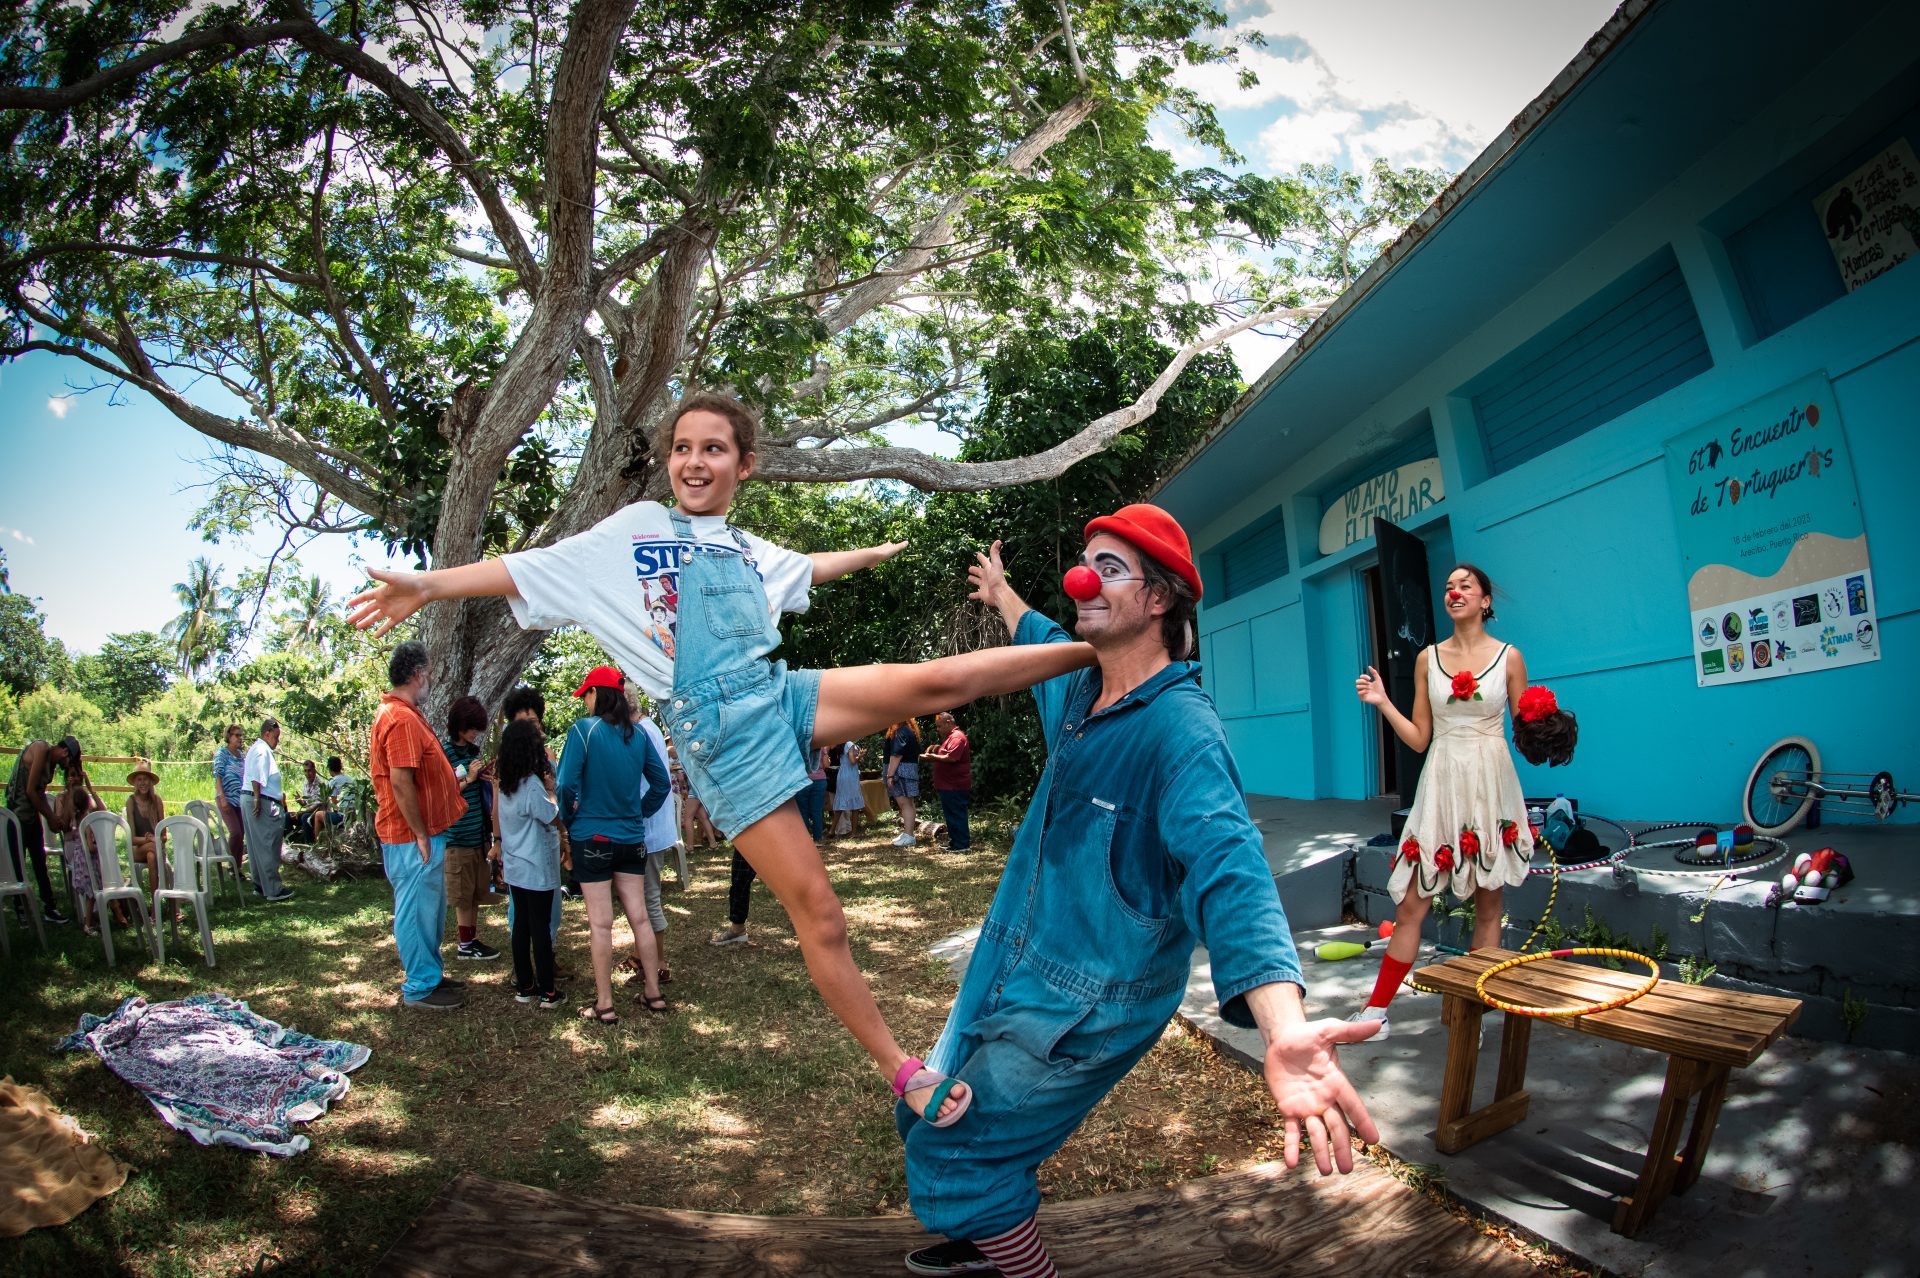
55, 994, 370, 1157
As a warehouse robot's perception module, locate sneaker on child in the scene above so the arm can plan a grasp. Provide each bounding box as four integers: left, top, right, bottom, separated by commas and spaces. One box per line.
456, 938, 501, 960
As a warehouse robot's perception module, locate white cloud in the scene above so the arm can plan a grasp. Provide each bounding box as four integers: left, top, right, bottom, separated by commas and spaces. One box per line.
45, 396, 70, 419
1175, 43, 1333, 112
1257, 105, 1363, 169
8, 528, 35, 545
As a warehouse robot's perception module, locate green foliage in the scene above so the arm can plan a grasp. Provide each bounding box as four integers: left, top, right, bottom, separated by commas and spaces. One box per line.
1840, 986, 1869, 1042
162, 557, 240, 678
1646, 922, 1670, 961
1677, 954, 1717, 985
72, 630, 174, 719
0, 592, 70, 697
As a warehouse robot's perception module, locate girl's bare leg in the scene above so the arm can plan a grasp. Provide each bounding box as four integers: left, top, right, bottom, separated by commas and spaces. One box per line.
1471, 888, 1505, 951
1384, 890, 1434, 964
812, 643, 1093, 749
897, 795, 918, 838
613, 872, 664, 999
582, 880, 618, 1012
731, 801, 963, 1120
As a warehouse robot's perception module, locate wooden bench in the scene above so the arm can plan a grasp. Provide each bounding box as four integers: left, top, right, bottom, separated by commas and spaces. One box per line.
1412, 947, 1801, 1237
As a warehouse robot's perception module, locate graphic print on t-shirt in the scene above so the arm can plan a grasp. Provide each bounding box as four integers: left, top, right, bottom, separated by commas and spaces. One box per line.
630, 536, 767, 658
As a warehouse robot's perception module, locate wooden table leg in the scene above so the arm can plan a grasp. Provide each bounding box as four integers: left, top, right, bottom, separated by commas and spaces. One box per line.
1493, 1013, 1532, 1101
1674, 1063, 1731, 1194
1613, 1055, 1706, 1236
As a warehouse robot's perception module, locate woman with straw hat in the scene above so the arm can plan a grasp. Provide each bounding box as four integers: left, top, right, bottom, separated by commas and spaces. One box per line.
125, 762, 167, 892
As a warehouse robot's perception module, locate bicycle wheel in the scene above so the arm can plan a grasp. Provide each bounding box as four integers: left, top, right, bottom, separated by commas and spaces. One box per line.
1743, 735, 1820, 836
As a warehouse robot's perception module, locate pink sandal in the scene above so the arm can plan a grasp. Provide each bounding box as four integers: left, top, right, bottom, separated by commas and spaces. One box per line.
893, 1057, 971, 1128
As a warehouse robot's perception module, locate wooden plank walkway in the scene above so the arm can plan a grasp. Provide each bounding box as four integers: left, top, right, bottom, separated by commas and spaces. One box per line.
374, 1165, 1541, 1277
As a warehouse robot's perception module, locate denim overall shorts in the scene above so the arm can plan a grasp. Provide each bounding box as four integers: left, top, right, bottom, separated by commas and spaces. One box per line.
662, 511, 822, 838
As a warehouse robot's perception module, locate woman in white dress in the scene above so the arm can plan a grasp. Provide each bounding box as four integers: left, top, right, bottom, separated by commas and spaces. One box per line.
1349, 563, 1534, 1038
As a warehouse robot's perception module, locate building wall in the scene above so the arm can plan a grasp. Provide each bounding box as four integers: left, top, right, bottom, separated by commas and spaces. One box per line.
1186, 27, 1920, 821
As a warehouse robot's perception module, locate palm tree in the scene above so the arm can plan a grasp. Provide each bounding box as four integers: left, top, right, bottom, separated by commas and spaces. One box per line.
275, 573, 334, 651
163, 557, 233, 678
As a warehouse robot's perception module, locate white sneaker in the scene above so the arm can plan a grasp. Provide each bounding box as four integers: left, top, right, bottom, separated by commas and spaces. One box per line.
1346, 1007, 1390, 1041
892, 832, 917, 847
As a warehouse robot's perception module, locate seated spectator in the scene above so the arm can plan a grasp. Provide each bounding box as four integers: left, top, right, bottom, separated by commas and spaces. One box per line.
325, 756, 354, 816
124, 764, 167, 890
291, 759, 329, 843
52, 774, 103, 933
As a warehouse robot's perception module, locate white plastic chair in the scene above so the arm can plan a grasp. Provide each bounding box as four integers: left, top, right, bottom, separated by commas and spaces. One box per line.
183, 799, 244, 906
0, 808, 47, 956
152, 814, 217, 968
81, 810, 154, 965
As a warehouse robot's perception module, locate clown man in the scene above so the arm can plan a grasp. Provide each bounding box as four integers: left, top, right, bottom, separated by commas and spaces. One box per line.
896, 505, 1381, 1278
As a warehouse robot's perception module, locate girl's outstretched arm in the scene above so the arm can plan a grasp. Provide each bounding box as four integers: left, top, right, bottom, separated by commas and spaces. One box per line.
809, 541, 908, 585
345, 560, 519, 637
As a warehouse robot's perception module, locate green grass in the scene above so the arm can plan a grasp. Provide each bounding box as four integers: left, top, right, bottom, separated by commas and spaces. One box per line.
0, 805, 1298, 1277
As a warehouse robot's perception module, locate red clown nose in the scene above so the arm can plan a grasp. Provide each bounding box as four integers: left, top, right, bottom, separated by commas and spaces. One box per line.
1063, 565, 1104, 601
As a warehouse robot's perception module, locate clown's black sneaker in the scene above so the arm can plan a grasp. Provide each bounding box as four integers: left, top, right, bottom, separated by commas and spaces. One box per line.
904, 1239, 997, 1275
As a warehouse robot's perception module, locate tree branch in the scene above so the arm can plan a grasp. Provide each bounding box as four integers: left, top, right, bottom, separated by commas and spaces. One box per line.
0, 240, 321, 286
0, 20, 312, 110
752, 305, 1325, 491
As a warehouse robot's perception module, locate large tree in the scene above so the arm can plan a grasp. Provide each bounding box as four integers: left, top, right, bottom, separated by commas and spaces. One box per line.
1, 1, 1433, 714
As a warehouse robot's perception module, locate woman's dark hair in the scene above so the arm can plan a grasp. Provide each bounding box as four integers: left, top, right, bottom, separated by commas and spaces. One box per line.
827, 743, 844, 769
1516, 708, 1579, 768
1448, 562, 1498, 621
501, 685, 546, 723
588, 683, 635, 742
495, 718, 551, 796
1138, 555, 1199, 660
56, 736, 82, 781
445, 694, 488, 740
654, 391, 760, 462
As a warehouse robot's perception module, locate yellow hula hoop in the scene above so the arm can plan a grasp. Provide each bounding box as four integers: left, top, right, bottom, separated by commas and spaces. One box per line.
1405, 827, 1561, 996
1473, 947, 1660, 1018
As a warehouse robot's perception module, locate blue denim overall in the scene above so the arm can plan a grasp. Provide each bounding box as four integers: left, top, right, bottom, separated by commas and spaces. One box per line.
661, 511, 821, 837
897, 610, 1304, 1240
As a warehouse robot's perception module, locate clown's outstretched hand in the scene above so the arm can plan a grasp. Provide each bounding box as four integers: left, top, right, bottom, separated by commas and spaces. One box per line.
1247, 984, 1381, 1175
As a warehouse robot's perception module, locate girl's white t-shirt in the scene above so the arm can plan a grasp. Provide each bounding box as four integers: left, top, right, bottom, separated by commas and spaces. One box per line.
502, 501, 812, 698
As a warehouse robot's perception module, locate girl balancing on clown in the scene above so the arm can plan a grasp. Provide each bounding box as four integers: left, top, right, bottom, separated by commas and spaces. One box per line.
347, 392, 1093, 1126
1350, 562, 1536, 1038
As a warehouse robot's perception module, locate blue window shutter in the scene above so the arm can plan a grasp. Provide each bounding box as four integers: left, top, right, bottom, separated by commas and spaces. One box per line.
1472, 249, 1712, 476
1220, 511, 1289, 601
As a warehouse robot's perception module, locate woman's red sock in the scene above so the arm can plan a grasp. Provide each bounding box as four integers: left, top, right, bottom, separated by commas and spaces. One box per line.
1367, 954, 1414, 1010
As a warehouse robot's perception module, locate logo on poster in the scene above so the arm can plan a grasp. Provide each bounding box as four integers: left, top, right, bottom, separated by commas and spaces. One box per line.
1819, 625, 1854, 658
1699, 618, 1717, 645
1774, 640, 1794, 662
1747, 607, 1769, 636
1722, 611, 1743, 640
1700, 649, 1726, 677
1772, 601, 1792, 630
1729, 646, 1746, 672
1824, 588, 1844, 618
1847, 575, 1869, 615
1793, 595, 1820, 627
1855, 620, 1876, 650
1750, 640, 1771, 669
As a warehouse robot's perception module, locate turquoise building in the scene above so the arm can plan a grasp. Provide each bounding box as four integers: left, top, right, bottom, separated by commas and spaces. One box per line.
1154, 0, 1920, 822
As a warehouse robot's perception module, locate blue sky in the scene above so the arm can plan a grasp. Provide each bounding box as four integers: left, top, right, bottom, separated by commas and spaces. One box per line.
0, 0, 1613, 654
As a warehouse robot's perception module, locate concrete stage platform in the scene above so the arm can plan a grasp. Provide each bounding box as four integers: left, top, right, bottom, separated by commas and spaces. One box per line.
1247, 797, 1918, 1053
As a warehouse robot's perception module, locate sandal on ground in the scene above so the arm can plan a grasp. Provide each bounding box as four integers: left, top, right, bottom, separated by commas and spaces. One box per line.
634, 992, 671, 1013
892, 1057, 971, 1128
578, 1004, 618, 1025
621, 960, 672, 986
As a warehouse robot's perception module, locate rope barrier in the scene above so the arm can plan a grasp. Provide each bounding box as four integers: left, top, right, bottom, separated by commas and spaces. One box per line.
1474, 946, 1661, 1018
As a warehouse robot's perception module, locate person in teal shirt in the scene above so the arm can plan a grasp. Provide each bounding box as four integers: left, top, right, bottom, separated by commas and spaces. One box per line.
896, 507, 1380, 1278
555, 668, 671, 1024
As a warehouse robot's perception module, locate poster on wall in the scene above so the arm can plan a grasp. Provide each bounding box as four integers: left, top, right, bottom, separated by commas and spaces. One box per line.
1663, 372, 1880, 687
1813, 138, 1918, 292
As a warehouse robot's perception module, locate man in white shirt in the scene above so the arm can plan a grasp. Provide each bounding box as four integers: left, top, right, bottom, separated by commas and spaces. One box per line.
242, 718, 294, 902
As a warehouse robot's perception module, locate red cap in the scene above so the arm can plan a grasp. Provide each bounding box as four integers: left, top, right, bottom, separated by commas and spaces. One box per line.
572, 665, 625, 698
1083, 503, 1202, 601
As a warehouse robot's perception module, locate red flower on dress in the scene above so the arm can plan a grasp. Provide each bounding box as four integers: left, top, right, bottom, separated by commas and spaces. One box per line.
1516, 686, 1559, 723
1499, 819, 1520, 848
1434, 844, 1455, 873
1400, 836, 1420, 865
1459, 827, 1481, 858
1448, 670, 1481, 703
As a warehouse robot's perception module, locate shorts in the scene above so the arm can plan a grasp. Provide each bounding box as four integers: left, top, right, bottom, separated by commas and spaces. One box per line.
887, 762, 920, 799
666, 660, 821, 839
571, 836, 649, 884
444, 845, 491, 909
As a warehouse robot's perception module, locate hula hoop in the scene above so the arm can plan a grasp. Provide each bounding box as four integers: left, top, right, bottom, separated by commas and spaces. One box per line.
1614, 835, 1789, 879
1526, 813, 1634, 875
1474, 947, 1660, 1017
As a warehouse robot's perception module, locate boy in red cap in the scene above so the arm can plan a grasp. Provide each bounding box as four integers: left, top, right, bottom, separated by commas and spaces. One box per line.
896, 505, 1379, 1278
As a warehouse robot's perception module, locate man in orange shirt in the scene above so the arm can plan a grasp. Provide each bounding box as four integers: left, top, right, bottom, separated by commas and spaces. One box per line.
370, 640, 470, 1010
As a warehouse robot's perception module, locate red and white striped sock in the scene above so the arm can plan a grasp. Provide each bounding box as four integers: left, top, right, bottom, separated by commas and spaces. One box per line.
975, 1216, 1057, 1278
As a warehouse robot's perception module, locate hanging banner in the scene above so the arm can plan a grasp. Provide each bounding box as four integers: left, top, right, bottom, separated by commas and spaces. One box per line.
1814, 138, 1918, 293
1664, 372, 1879, 687
1317, 457, 1444, 554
